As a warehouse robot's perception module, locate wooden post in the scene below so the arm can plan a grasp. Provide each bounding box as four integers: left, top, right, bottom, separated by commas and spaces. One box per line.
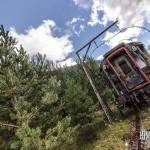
77, 54, 112, 123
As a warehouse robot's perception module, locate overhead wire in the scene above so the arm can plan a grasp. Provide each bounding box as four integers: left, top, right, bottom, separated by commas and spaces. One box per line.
89, 25, 150, 58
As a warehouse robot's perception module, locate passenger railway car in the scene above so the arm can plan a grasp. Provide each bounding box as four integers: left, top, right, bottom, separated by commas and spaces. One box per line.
102, 42, 150, 109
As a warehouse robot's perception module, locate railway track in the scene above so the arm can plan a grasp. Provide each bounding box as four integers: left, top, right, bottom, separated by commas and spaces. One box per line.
128, 108, 150, 150
128, 112, 142, 150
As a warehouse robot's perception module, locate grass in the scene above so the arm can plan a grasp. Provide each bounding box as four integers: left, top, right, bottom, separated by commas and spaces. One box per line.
79, 103, 150, 150
141, 107, 150, 130
78, 105, 131, 150
92, 119, 130, 150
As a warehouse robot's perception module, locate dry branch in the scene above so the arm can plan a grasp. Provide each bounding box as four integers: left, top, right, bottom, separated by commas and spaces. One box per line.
0, 122, 19, 128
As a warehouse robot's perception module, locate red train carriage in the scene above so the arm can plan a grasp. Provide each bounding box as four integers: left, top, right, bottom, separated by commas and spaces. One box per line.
102, 42, 150, 109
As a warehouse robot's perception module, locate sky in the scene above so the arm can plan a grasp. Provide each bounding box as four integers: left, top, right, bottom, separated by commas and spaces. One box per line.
0, 0, 150, 66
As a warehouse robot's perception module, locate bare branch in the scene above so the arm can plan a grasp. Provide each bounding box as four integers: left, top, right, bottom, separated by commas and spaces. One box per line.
0, 122, 20, 128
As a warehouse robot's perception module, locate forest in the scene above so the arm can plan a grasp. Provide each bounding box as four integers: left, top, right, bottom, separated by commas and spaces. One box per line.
0, 24, 119, 150
2, 25, 149, 150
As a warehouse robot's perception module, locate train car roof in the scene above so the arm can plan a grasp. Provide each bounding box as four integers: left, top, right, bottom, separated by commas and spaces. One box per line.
103, 41, 143, 58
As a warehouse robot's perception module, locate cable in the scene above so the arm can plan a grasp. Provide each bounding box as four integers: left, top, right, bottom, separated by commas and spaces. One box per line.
89, 25, 150, 57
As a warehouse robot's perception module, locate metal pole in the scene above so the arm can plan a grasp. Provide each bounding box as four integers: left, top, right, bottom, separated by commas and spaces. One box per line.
75, 21, 119, 123
77, 53, 112, 123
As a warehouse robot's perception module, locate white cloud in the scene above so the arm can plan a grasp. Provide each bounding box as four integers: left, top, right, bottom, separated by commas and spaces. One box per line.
73, 0, 92, 9
87, 0, 150, 48
73, 24, 85, 36
96, 54, 103, 60
103, 28, 140, 48
66, 17, 86, 36
88, 0, 101, 26
70, 17, 85, 24
80, 24, 85, 32
10, 20, 74, 66
88, 0, 150, 28
72, 1, 150, 48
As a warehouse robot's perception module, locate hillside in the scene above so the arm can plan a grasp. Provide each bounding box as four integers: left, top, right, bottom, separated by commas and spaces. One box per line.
0, 25, 150, 150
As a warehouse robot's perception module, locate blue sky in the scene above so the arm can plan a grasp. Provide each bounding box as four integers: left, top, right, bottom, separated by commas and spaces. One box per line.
1, 0, 150, 65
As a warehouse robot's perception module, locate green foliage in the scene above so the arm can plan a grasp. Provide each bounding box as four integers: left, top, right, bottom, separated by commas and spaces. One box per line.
0, 25, 116, 150
11, 125, 43, 150
11, 117, 76, 150
63, 79, 95, 125
44, 117, 76, 150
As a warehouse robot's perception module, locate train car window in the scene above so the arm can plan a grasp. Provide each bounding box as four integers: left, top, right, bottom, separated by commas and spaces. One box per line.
130, 46, 147, 69
118, 60, 132, 75
135, 57, 147, 69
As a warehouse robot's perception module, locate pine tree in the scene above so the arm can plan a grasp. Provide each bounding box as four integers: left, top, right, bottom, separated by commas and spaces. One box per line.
0, 25, 76, 150
0, 25, 115, 150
